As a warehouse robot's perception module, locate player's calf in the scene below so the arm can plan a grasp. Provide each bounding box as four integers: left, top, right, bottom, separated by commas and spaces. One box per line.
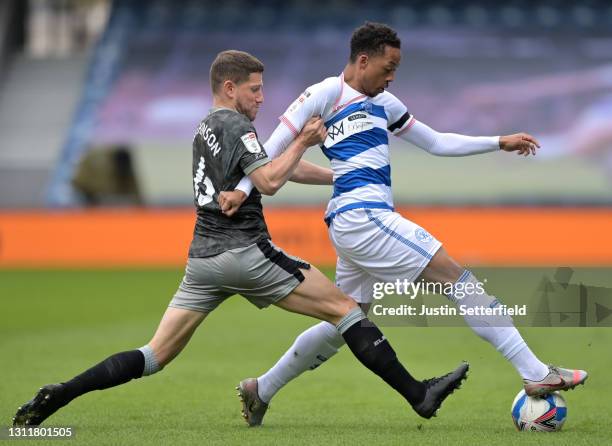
13, 346, 161, 427
147, 307, 208, 366
13, 307, 205, 426
338, 308, 428, 408
277, 266, 467, 416
424, 257, 589, 391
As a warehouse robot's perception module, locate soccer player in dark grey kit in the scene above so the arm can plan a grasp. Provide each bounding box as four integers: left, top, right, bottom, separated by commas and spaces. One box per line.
13, 50, 468, 428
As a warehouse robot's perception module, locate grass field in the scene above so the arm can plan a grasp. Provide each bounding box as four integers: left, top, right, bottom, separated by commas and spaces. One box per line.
1, 268, 611, 445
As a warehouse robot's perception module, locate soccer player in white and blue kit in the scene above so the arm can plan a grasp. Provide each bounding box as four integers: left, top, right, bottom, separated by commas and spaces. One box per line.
222, 23, 588, 425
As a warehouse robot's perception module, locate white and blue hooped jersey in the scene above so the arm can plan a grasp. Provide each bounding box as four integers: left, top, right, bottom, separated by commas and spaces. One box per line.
279, 73, 415, 225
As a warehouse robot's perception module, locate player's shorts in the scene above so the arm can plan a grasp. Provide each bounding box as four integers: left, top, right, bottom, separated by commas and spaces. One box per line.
328, 208, 442, 304
169, 239, 310, 313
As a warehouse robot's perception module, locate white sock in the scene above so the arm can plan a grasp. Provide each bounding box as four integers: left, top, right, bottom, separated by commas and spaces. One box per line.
509, 343, 550, 382
257, 321, 345, 403
447, 270, 549, 382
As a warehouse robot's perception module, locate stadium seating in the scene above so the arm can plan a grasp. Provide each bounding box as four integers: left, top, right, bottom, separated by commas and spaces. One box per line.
39, 0, 612, 206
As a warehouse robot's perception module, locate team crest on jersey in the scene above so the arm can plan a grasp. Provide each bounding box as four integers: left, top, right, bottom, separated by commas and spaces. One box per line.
323, 111, 374, 148
327, 121, 344, 142
415, 228, 433, 243
240, 132, 262, 153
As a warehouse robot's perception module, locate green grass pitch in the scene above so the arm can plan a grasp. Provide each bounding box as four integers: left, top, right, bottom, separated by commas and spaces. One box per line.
1, 267, 610, 445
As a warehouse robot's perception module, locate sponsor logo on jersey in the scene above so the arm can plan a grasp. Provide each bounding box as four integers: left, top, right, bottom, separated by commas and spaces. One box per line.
323, 111, 374, 148
287, 91, 310, 114
240, 132, 262, 153
348, 113, 367, 121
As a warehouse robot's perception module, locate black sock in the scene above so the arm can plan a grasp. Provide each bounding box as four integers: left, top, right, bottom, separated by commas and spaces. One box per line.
342, 320, 425, 406
60, 350, 145, 403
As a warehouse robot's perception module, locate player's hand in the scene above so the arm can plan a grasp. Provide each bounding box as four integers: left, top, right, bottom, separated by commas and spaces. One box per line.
218, 190, 247, 217
500, 133, 540, 157
297, 117, 327, 148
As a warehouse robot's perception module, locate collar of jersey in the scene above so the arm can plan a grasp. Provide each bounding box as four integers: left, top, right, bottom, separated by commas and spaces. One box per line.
209, 106, 237, 114
332, 73, 367, 114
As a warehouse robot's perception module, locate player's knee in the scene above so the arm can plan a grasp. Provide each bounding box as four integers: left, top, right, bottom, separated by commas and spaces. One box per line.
326, 292, 358, 321
423, 248, 464, 284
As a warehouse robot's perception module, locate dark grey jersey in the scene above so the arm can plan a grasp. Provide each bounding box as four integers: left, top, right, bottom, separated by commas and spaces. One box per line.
188, 108, 271, 258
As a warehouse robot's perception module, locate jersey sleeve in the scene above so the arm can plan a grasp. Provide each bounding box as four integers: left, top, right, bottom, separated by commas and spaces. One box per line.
233, 121, 270, 175
383, 91, 416, 136
235, 77, 339, 195
399, 119, 500, 156
279, 76, 340, 136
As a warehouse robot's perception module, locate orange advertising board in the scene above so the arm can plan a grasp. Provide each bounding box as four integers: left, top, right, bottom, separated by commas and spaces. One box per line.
0, 207, 611, 267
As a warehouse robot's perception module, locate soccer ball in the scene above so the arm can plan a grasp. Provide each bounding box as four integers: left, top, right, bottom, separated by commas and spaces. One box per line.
511, 390, 567, 432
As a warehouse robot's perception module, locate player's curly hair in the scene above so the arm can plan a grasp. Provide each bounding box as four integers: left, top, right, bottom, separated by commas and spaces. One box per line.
210, 50, 264, 94
350, 22, 401, 62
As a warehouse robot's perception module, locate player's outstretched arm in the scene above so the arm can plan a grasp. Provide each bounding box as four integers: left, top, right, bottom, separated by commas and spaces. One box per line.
221, 122, 297, 215
247, 118, 326, 196
290, 160, 333, 185
222, 133, 331, 216
397, 118, 539, 157
234, 78, 336, 196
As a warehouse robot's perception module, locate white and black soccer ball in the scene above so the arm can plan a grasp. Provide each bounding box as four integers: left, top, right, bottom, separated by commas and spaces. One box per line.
511, 390, 567, 432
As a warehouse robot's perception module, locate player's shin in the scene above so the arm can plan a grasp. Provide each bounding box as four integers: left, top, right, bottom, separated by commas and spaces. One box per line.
60, 345, 161, 403
13, 346, 162, 426
446, 270, 548, 381
337, 308, 426, 406
257, 322, 344, 403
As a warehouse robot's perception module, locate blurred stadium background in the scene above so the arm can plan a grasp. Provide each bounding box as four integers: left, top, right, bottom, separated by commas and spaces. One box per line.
1, 0, 612, 267
1, 1, 612, 443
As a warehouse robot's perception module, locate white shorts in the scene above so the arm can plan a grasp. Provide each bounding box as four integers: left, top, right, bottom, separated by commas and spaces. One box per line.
328, 208, 442, 304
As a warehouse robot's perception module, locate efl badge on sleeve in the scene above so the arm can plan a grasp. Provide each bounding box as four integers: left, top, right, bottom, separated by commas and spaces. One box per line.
241, 132, 262, 153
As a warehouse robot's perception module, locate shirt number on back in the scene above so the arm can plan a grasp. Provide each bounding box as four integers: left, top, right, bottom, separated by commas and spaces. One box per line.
194, 156, 216, 206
